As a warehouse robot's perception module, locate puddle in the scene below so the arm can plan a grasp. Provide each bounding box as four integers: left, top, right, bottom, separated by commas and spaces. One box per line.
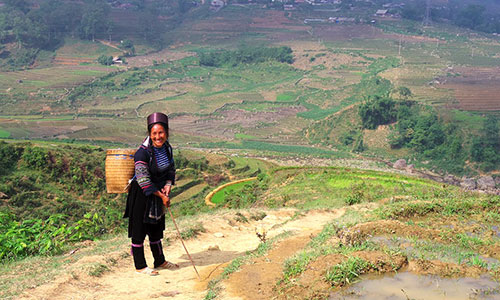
329, 272, 499, 300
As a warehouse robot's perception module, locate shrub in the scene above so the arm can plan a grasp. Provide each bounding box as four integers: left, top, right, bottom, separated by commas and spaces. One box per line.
325, 256, 370, 286
97, 55, 113, 66
359, 97, 396, 129
0, 141, 22, 175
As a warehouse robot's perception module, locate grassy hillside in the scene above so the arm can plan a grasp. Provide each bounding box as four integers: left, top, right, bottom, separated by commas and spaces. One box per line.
0, 140, 273, 262
202, 168, 500, 299
1, 153, 498, 299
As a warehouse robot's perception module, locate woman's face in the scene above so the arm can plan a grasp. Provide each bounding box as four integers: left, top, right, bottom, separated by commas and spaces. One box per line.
150, 124, 167, 148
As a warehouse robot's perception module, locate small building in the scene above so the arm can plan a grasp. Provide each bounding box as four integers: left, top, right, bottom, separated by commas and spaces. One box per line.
112, 56, 124, 65
375, 9, 388, 17
211, 0, 225, 8
284, 4, 296, 10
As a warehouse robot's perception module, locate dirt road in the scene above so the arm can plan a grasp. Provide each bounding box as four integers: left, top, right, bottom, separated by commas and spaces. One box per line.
18, 208, 344, 300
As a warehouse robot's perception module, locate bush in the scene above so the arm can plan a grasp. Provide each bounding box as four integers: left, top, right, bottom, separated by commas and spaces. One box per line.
21, 146, 48, 169
0, 142, 22, 176
97, 55, 113, 66
359, 97, 396, 129
0, 212, 106, 261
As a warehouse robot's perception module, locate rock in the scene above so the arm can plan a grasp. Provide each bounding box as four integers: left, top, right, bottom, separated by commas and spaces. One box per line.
208, 245, 220, 251
406, 164, 415, 173
214, 232, 224, 238
477, 176, 496, 190
443, 175, 459, 185
460, 177, 476, 190
393, 159, 407, 170
495, 176, 500, 188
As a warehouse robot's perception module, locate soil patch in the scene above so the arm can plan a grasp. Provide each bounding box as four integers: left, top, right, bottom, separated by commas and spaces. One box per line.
408, 259, 485, 278
171, 106, 306, 140
338, 220, 443, 246
17, 209, 342, 300
224, 235, 312, 299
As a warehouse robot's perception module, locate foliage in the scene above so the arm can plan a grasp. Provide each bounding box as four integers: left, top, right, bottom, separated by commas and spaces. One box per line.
180, 222, 206, 239
325, 256, 370, 286
395, 86, 412, 100
469, 115, 500, 171
401, 3, 424, 21
0, 212, 105, 261
358, 97, 396, 129
345, 181, 366, 205
0, 142, 113, 222
217, 180, 261, 209
97, 55, 113, 66
199, 46, 294, 67
0, 141, 22, 176
0, 0, 112, 68
384, 102, 499, 173
119, 39, 135, 56
77, 0, 111, 41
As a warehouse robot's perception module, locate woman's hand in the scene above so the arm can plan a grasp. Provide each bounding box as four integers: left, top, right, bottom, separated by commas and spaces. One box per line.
161, 194, 170, 207
161, 182, 172, 196
154, 190, 170, 207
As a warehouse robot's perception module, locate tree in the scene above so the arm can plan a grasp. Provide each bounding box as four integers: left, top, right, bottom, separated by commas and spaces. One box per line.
395, 86, 412, 100
358, 97, 396, 130
97, 54, 113, 65
138, 11, 165, 49
455, 4, 485, 30
12, 14, 50, 49
402, 4, 425, 21
470, 115, 500, 170
120, 39, 135, 56
38, 0, 83, 41
3, 0, 30, 14
78, 1, 111, 42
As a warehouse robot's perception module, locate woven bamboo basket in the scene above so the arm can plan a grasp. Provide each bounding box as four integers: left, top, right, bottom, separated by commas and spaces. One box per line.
105, 149, 136, 193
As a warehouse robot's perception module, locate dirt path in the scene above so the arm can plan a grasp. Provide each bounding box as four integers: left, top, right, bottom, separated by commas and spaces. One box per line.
18, 208, 344, 300
97, 40, 123, 52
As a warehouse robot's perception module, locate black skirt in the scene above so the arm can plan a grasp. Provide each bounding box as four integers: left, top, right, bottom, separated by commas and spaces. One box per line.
124, 180, 165, 241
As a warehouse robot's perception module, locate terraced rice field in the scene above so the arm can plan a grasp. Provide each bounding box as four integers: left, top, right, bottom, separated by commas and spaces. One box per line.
441, 67, 500, 111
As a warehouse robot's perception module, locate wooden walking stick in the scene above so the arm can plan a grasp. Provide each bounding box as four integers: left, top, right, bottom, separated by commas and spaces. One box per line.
167, 206, 201, 280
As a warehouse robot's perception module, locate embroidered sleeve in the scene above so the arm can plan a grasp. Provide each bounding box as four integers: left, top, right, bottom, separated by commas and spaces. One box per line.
166, 144, 176, 185
134, 148, 158, 196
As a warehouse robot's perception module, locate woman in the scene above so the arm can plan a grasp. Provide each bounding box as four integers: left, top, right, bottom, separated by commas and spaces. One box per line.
124, 112, 179, 276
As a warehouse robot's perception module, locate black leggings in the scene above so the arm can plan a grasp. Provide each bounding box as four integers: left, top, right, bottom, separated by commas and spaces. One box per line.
131, 238, 166, 270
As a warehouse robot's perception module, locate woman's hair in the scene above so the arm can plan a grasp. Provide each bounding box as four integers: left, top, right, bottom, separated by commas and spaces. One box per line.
148, 122, 169, 137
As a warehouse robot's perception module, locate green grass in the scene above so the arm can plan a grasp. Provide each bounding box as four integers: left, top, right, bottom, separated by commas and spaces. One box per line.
235, 133, 257, 140
198, 140, 348, 158
211, 180, 256, 204
264, 167, 444, 209
391, 238, 499, 271
325, 256, 370, 287
180, 222, 206, 239
276, 92, 297, 102
0, 129, 10, 138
